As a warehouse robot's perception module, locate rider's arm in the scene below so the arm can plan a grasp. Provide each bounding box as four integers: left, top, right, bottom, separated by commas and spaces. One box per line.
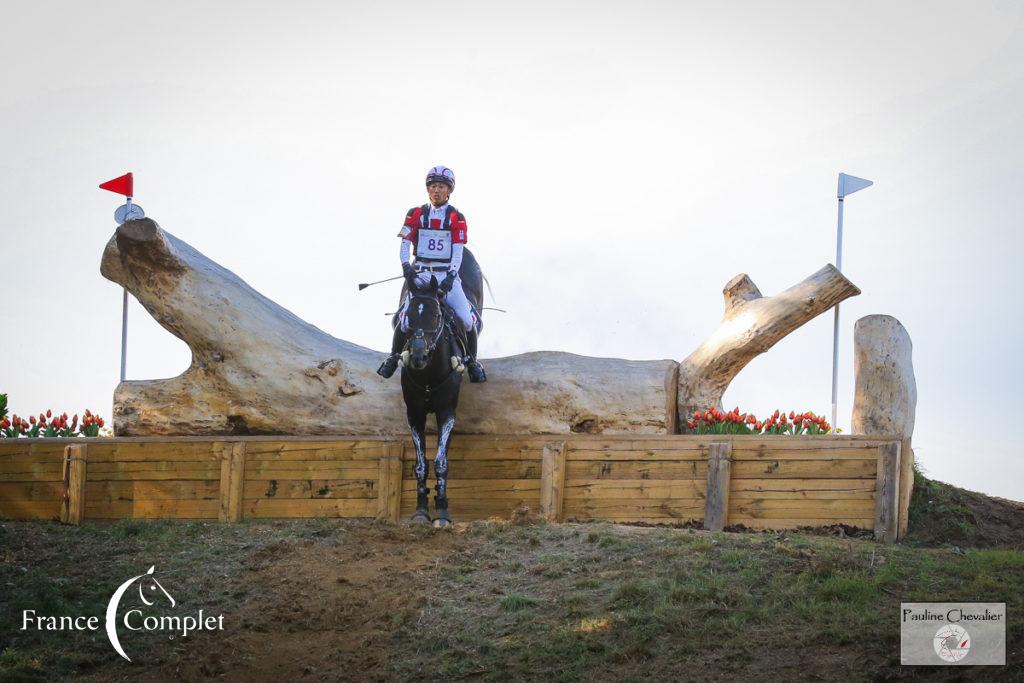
448, 211, 468, 276
448, 243, 463, 275
398, 208, 418, 266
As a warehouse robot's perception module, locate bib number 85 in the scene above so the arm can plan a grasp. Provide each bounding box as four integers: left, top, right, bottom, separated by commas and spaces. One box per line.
428, 238, 445, 251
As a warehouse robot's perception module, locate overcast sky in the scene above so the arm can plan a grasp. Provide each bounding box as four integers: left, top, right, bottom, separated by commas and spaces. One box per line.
2, 1, 1022, 500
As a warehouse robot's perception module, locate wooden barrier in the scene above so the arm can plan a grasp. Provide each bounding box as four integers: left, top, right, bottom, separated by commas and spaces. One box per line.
0, 434, 910, 542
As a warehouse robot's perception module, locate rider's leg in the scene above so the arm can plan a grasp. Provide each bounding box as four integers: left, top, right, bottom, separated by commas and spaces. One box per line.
446, 280, 486, 382
377, 298, 410, 379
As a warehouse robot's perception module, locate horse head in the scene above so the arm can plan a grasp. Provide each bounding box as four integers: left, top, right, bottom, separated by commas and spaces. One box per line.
404, 275, 446, 371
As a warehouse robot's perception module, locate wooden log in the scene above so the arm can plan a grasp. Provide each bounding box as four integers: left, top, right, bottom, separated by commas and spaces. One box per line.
873, 442, 901, 544
703, 442, 731, 532
60, 444, 87, 525
851, 315, 917, 540
679, 265, 861, 421
376, 442, 403, 523
219, 442, 246, 522
99, 218, 678, 436
539, 441, 567, 522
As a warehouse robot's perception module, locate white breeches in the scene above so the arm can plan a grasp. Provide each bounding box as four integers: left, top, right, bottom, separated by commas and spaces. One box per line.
400, 271, 477, 333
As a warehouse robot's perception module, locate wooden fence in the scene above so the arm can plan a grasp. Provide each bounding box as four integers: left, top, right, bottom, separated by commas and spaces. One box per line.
0, 434, 911, 542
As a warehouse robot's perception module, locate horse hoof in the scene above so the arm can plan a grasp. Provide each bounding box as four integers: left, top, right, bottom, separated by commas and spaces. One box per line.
432, 517, 452, 528
411, 510, 432, 524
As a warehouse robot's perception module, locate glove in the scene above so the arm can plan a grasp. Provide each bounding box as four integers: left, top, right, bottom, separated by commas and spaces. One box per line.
402, 262, 416, 280
439, 270, 456, 294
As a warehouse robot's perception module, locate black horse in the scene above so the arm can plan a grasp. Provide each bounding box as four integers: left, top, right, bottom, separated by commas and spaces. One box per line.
391, 250, 484, 527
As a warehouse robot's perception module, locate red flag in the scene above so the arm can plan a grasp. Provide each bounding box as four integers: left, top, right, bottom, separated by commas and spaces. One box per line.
99, 172, 133, 197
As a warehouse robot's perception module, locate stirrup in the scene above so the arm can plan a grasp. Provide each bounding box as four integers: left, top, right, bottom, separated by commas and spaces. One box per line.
377, 354, 400, 379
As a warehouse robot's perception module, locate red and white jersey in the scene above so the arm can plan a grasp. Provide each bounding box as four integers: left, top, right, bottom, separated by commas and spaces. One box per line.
397, 203, 468, 263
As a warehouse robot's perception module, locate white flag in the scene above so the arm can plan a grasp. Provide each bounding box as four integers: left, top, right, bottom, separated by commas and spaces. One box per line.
838, 173, 873, 198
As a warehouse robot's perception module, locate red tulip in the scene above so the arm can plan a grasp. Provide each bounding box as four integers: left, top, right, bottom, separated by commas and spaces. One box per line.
46, 409, 52, 418
97, 418, 105, 427
29, 415, 36, 425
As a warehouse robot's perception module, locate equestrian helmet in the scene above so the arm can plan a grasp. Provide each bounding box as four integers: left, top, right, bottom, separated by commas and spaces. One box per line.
425, 165, 455, 191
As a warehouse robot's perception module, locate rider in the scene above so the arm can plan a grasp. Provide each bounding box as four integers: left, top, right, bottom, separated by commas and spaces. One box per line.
377, 165, 487, 383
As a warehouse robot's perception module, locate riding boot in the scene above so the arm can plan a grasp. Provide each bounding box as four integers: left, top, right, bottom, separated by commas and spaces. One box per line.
464, 327, 487, 383
412, 485, 431, 523
377, 325, 405, 378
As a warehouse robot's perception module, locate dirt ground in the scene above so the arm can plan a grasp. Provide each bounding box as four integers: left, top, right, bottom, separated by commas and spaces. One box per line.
2, 476, 1023, 682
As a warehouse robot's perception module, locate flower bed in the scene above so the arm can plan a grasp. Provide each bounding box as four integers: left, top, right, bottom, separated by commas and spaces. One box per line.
0, 393, 109, 438
686, 406, 834, 435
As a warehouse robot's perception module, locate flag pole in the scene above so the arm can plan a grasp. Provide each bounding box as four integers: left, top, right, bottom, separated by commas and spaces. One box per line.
831, 196, 844, 433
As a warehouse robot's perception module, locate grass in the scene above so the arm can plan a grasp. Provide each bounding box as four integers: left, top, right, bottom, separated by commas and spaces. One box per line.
1, 510, 1022, 680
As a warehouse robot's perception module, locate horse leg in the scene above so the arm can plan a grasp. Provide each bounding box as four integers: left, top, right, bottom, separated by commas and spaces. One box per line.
407, 408, 431, 524
432, 410, 456, 528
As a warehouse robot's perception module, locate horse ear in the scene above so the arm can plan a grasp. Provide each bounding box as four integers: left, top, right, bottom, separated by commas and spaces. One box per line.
430, 274, 438, 290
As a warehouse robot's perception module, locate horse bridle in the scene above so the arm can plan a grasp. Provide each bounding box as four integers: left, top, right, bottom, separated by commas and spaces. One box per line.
403, 291, 446, 357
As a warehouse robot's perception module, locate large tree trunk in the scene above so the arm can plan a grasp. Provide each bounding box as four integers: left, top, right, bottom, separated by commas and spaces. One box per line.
100, 219, 677, 436
678, 265, 861, 425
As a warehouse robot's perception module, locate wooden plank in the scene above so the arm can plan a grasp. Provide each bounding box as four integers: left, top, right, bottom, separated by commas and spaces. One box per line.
0, 462, 64, 479
60, 444, 87, 525
398, 447, 546, 461
242, 440, 393, 455
704, 442, 731, 532
376, 442, 404, 523
85, 442, 220, 462
242, 497, 376, 518
874, 442, 900, 544
241, 449, 386, 462
0, 500, 61, 519
731, 459, 877, 479
898, 438, 914, 540
245, 466, 379, 481
85, 480, 220, 500
0, 482, 64, 501
87, 461, 221, 476
82, 469, 221, 481
567, 448, 707, 461
566, 460, 705, 481
731, 479, 877, 494
563, 498, 705, 520
85, 499, 220, 519
219, 442, 246, 522
244, 478, 376, 500
401, 460, 543, 480
400, 479, 543, 494
539, 441, 567, 522
563, 479, 706, 500
730, 499, 877, 518
731, 447, 881, 460
0, 451, 66, 465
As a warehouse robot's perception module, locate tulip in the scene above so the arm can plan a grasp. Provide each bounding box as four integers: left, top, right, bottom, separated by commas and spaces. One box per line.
97, 418, 105, 427
46, 409, 52, 418
29, 415, 36, 425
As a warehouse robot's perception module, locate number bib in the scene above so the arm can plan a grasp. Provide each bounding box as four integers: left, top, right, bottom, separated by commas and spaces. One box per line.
416, 229, 452, 260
